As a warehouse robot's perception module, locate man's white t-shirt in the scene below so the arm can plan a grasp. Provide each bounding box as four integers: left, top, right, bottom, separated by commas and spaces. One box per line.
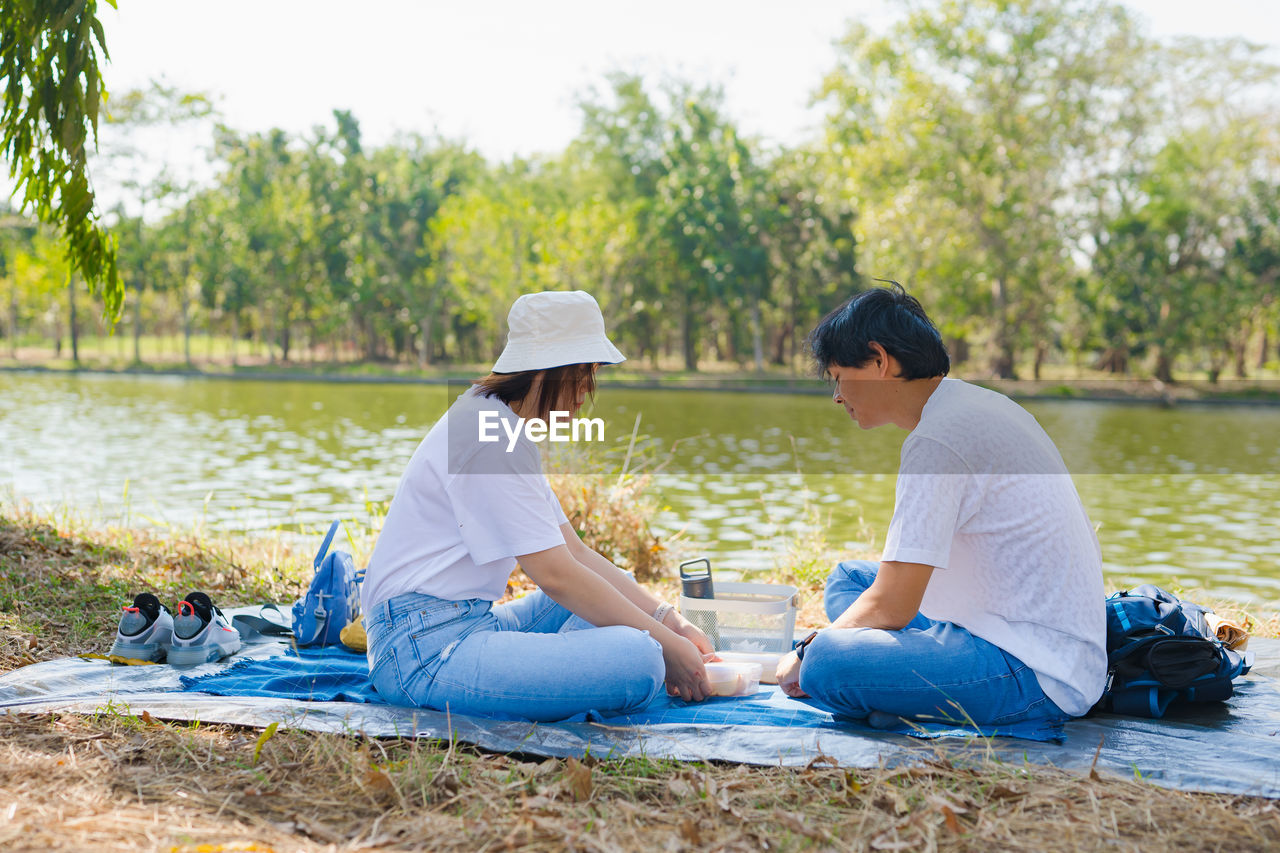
881, 378, 1106, 717
361, 387, 569, 612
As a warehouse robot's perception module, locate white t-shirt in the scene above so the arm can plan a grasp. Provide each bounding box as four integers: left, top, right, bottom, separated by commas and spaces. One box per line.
362, 387, 569, 611
881, 378, 1106, 716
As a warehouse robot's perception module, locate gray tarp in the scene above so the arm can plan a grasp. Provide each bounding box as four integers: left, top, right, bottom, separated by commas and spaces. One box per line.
3, 619, 1278, 798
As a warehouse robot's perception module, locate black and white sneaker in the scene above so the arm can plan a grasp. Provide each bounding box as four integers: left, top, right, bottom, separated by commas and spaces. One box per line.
167, 592, 241, 667
108, 593, 174, 663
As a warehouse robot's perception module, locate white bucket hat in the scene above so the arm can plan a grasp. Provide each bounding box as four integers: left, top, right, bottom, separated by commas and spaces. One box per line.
492, 290, 626, 373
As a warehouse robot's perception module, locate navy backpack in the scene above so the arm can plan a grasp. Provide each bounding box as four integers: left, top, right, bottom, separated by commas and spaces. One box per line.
1094, 584, 1250, 718
291, 520, 363, 647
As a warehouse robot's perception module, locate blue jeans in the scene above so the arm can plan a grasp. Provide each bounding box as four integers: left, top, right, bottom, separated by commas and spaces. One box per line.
799, 561, 1068, 728
364, 589, 665, 722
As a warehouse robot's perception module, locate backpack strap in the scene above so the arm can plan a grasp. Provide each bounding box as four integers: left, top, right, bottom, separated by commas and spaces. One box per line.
294, 593, 331, 647
1109, 598, 1133, 634
314, 520, 341, 569
232, 604, 293, 641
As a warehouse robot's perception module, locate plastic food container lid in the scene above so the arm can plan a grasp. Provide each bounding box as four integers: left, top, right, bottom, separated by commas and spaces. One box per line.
704, 660, 763, 697
713, 651, 782, 683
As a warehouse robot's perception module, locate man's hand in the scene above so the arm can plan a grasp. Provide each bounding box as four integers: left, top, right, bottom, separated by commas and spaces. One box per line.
776, 650, 808, 698
664, 610, 714, 656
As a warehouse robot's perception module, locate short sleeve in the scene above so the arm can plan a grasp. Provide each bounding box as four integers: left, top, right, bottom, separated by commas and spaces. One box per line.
445, 440, 566, 564
881, 437, 974, 569
546, 480, 570, 526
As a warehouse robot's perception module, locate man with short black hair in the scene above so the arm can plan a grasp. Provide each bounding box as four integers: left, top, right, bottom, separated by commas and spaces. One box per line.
777, 284, 1106, 730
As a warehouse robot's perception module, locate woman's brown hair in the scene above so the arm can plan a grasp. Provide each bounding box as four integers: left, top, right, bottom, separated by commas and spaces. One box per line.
473, 363, 598, 423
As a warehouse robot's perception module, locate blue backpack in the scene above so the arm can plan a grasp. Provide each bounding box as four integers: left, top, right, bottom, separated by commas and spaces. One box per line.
291, 521, 362, 647
1094, 584, 1250, 718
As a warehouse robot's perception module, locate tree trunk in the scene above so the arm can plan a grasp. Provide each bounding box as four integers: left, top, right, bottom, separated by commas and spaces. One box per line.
230, 313, 240, 367
1259, 327, 1270, 369
682, 290, 697, 372
947, 336, 972, 367
132, 283, 143, 364
1033, 340, 1047, 381
8, 286, 17, 359
418, 316, 432, 369
68, 276, 79, 365
989, 276, 1015, 379
1153, 348, 1174, 384
771, 324, 787, 366
1094, 346, 1128, 375
265, 308, 275, 364
991, 346, 1016, 380
750, 299, 764, 372
181, 284, 192, 366
1233, 339, 1248, 379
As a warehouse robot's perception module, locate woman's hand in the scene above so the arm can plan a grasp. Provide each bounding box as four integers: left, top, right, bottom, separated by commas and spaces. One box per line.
663, 610, 714, 656
661, 634, 710, 702
776, 650, 808, 698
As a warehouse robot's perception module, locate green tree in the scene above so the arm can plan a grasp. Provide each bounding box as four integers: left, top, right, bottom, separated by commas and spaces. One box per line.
818, 1, 1148, 377
653, 86, 768, 370
1, 0, 119, 313
759, 147, 859, 367
1080, 36, 1279, 381
573, 74, 674, 366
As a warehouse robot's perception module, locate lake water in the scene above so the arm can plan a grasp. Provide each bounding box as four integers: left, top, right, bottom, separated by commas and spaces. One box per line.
2, 371, 1278, 604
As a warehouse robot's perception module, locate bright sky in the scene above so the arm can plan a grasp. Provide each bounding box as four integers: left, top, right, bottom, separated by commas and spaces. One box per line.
97, 0, 1280, 164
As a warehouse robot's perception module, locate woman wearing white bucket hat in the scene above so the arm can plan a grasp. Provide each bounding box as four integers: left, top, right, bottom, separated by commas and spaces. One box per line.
361, 290, 713, 721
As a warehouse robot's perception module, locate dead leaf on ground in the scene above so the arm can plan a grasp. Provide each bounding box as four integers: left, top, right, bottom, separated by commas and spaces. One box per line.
362, 768, 394, 795
989, 784, 1026, 801
564, 756, 592, 802
668, 778, 696, 799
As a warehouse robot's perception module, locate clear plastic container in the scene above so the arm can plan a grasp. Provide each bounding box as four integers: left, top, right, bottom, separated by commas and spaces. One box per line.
713, 651, 783, 684
704, 661, 763, 697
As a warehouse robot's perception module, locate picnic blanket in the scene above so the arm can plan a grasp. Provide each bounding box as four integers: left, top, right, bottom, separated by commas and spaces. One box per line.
3, 606, 1280, 798
177, 643, 1065, 742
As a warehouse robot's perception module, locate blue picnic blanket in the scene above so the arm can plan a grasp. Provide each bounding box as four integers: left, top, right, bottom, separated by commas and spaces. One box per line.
180, 644, 1065, 742
9, 631, 1280, 796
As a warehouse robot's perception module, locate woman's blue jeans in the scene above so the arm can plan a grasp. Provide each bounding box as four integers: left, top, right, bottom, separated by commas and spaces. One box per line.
364, 589, 665, 722
799, 561, 1069, 728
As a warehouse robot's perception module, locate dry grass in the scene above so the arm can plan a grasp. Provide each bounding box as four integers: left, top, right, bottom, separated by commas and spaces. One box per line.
0, 506, 313, 671
548, 471, 668, 582
5, 710, 1280, 853
6, 504, 1280, 851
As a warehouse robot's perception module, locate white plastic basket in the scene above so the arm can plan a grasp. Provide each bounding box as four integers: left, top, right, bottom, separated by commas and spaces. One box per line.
678, 581, 798, 654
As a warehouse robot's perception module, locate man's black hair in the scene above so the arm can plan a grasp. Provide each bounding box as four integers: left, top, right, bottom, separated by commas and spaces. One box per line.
807, 282, 950, 380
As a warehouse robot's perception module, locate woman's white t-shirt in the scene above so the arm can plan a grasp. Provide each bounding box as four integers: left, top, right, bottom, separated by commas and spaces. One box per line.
362, 387, 569, 612
881, 378, 1107, 717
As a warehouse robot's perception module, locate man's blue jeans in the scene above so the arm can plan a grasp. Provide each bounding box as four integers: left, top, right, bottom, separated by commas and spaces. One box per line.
365, 589, 665, 722
799, 561, 1068, 728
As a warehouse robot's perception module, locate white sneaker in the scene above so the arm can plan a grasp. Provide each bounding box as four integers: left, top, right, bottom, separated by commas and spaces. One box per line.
108, 593, 174, 663
167, 592, 241, 667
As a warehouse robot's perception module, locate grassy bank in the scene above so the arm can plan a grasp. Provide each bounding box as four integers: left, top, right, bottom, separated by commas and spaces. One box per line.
3, 506, 1280, 851
6, 351, 1280, 405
